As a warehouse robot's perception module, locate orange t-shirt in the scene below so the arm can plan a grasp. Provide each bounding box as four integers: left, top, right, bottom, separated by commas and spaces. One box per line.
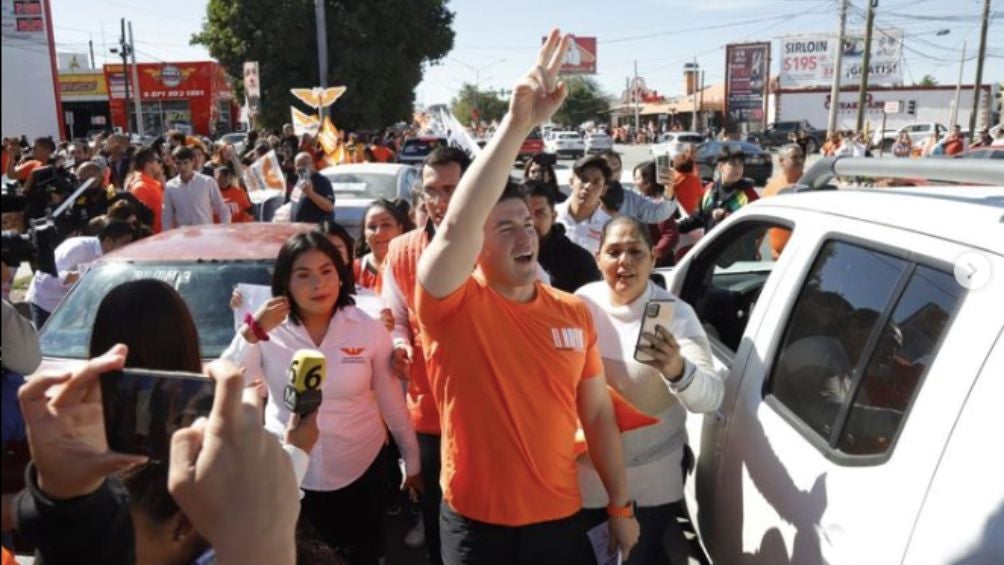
129, 173, 164, 233
761, 175, 795, 260
673, 171, 704, 215
416, 273, 603, 526
371, 145, 394, 163
387, 228, 440, 434
15, 159, 42, 182
219, 185, 253, 223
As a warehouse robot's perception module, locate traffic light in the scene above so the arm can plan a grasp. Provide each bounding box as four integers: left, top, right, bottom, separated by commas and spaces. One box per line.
907, 100, 916, 115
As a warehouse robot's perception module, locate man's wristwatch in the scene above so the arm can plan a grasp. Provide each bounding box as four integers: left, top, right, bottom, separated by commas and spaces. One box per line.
606, 499, 636, 519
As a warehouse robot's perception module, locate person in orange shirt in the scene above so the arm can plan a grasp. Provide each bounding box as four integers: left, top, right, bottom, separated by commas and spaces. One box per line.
382, 145, 470, 564
416, 30, 639, 563
370, 139, 395, 163
6, 137, 54, 184
214, 165, 253, 223
761, 144, 803, 260
670, 152, 704, 215
128, 148, 165, 233
354, 199, 413, 292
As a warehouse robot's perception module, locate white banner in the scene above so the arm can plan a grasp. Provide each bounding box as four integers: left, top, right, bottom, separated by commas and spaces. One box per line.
779, 29, 903, 88
243, 150, 287, 196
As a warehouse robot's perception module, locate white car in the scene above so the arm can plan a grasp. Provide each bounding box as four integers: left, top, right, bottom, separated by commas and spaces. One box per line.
584, 132, 613, 154
877, 122, 949, 149
544, 131, 585, 159
219, 132, 247, 155
319, 163, 420, 236
655, 158, 1003, 565
650, 131, 705, 161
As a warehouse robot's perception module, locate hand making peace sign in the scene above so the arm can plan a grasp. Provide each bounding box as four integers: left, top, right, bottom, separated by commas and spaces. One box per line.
508, 29, 573, 129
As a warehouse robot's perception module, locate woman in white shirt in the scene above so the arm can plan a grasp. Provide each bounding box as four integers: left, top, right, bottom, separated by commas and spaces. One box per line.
575, 215, 724, 565
223, 231, 421, 565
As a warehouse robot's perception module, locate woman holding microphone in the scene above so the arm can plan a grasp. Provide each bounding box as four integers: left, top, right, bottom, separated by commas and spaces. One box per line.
223, 231, 421, 565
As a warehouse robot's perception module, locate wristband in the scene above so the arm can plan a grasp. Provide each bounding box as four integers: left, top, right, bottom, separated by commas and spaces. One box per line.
244, 312, 270, 342
606, 500, 636, 519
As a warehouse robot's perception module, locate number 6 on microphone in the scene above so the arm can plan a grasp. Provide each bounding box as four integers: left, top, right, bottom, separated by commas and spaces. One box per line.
284, 349, 327, 416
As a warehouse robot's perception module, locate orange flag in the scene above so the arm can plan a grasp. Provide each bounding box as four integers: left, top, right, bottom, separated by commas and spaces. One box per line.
573, 387, 661, 456
318, 116, 347, 164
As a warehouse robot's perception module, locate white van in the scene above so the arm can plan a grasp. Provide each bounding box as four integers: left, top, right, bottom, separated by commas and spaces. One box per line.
658, 158, 1004, 564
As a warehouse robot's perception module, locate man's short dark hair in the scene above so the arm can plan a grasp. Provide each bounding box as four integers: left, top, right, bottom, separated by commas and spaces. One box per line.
215, 164, 233, 176
173, 146, 195, 161
598, 149, 621, 164
497, 179, 528, 206
716, 145, 746, 164
133, 147, 160, 171
522, 180, 556, 208
423, 146, 471, 174
572, 155, 612, 183
34, 137, 56, 153
98, 219, 135, 243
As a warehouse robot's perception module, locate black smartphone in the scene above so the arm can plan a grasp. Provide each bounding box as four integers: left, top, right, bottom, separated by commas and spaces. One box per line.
100, 368, 214, 462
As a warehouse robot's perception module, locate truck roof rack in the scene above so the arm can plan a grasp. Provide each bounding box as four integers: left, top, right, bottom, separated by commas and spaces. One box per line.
792, 156, 1003, 191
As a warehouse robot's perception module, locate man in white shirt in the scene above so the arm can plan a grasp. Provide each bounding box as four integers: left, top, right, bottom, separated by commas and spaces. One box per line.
162, 146, 231, 229
25, 221, 135, 327
554, 155, 614, 254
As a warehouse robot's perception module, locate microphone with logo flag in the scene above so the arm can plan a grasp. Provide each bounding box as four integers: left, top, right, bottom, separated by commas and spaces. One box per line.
283, 349, 326, 416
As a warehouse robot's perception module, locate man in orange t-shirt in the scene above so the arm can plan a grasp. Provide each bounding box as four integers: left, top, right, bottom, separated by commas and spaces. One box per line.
761, 144, 803, 260
416, 31, 639, 564
214, 165, 253, 223
7, 137, 54, 185
382, 145, 470, 565
128, 148, 165, 233
671, 152, 704, 215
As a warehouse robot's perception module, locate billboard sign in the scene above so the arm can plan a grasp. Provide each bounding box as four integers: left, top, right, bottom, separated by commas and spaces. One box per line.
725, 42, 770, 131
779, 29, 903, 88
1, 0, 63, 139
243, 61, 261, 115
541, 36, 597, 74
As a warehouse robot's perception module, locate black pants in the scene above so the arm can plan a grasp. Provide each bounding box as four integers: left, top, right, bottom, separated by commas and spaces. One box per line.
440, 502, 593, 565
29, 303, 50, 329
300, 449, 387, 565
580, 503, 684, 565
419, 432, 444, 565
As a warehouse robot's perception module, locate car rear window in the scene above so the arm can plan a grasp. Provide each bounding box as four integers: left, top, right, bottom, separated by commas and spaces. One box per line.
401, 139, 444, 156
40, 262, 274, 360
323, 172, 398, 199
677, 134, 704, 144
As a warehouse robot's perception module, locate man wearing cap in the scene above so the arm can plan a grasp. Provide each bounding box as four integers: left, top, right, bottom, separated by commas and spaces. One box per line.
553, 155, 616, 255
678, 145, 758, 235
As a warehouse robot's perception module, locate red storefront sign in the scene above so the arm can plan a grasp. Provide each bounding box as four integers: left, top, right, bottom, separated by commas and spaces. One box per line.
104, 61, 236, 135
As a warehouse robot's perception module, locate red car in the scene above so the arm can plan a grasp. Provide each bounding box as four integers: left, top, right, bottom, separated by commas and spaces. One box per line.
517, 128, 545, 163
36, 223, 314, 374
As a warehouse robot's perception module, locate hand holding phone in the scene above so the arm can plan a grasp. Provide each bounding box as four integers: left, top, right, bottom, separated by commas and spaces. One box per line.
634, 300, 675, 363
19, 344, 149, 500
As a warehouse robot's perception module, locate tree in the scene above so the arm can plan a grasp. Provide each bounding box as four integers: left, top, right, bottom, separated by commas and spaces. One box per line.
917, 74, 939, 87
449, 84, 508, 127
551, 76, 610, 128
193, 0, 454, 131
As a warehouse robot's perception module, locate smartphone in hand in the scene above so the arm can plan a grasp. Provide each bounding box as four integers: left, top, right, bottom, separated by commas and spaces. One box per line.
634, 299, 675, 363
100, 369, 214, 462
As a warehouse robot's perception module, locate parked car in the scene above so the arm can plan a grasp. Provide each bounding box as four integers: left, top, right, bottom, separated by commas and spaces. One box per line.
693, 140, 773, 186
319, 163, 420, 236
650, 131, 705, 161
517, 128, 545, 163
748, 120, 826, 154
584, 131, 613, 154
953, 146, 1003, 160
396, 136, 447, 166
544, 131, 585, 159
36, 223, 314, 374
653, 158, 1003, 565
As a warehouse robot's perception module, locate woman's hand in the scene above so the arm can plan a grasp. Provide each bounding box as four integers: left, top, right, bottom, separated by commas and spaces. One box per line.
254, 296, 290, 334
284, 411, 319, 454
229, 288, 244, 311
507, 29, 572, 130
636, 325, 685, 381
402, 472, 425, 503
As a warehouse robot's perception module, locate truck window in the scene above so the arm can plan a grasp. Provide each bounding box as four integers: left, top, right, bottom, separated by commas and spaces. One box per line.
766, 241, 908, 442
679, 220, 794, 355
836, 265, 961, 456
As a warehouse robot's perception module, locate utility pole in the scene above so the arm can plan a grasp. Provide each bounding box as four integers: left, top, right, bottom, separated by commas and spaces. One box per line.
692, 58, 699, 132
88, 37, 96, 68
827, 0, 848, 136
699, 69, 706, 133
633, 60, 640, 135
118, 18, 131, 134
968, 0, 990, 142
314, 0, 329, 119
949, 42, 966, 129
128, 21, 144, 137
855, 0, 877, 133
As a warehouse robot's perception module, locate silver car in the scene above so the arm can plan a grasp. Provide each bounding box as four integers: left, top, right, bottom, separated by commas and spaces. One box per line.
320, 163, 420, 236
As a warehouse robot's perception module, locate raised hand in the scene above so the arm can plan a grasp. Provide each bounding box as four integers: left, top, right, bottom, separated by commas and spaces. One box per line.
254, 296, 291, 333
508, 29, 572, 130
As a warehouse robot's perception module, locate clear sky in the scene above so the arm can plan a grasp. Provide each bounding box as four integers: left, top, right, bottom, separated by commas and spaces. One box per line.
50, 0, 1000, 107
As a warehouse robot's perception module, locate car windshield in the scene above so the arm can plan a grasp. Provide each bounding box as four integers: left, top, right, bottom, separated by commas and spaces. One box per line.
323, 172, 397, 199
39, 262, 274, 360
401, 139, 443, 156
677, 134, 704, 144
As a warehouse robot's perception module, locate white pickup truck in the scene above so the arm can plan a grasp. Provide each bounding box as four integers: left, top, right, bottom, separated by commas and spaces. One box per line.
872, 121, 948, 150
657, 157, 1004, 564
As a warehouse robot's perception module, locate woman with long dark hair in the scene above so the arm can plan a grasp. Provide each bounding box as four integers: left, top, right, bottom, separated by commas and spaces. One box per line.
223, 231, 421, 564
353, 199, 413, 292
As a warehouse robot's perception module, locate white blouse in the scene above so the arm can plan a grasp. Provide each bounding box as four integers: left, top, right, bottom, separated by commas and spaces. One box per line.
575, 280, 724, 507
222, 305, 420, 491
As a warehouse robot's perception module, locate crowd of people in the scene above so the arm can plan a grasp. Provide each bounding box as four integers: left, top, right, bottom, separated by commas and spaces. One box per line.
7, 28, 942, 565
